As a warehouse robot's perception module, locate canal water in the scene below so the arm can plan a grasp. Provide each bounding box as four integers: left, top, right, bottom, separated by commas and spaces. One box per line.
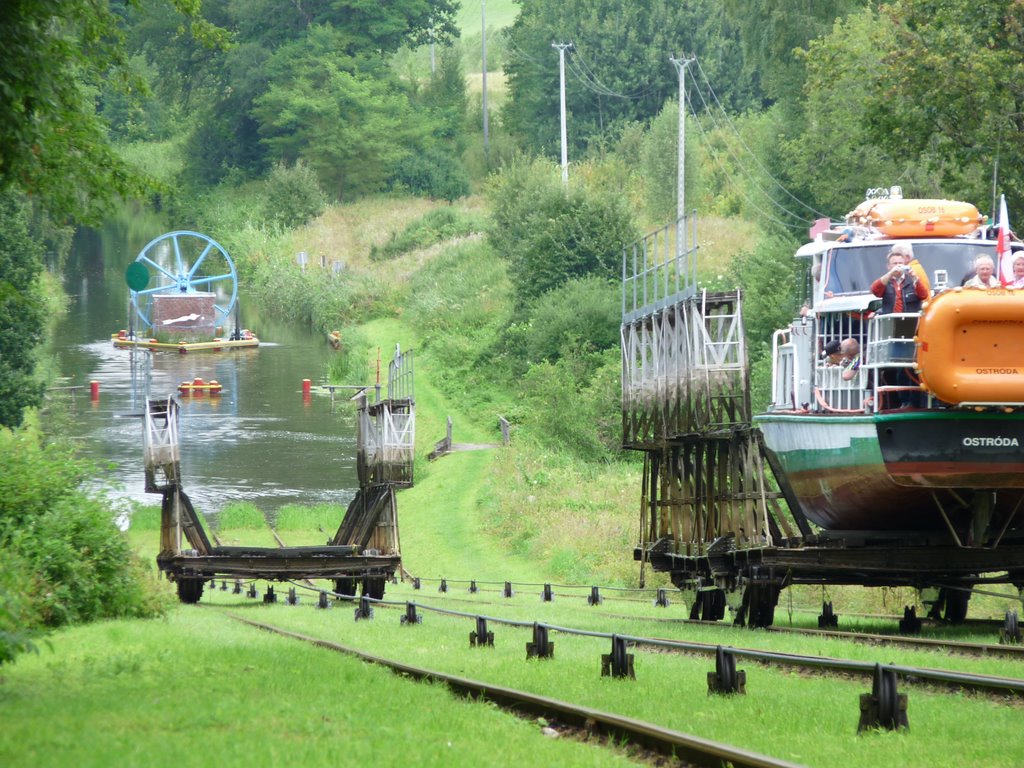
50, 212, 360, 520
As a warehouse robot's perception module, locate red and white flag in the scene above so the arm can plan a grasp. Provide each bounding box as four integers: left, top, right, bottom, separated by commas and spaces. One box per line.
997, 194, 1014, 285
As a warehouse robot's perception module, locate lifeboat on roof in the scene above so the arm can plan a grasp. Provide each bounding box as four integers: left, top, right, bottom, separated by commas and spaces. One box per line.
846, 198, 984, 238
916, 287, 1024, 404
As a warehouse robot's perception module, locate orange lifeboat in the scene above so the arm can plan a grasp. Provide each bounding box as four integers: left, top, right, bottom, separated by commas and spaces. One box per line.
846, 198, 984, 238
916, 288, 1024, 404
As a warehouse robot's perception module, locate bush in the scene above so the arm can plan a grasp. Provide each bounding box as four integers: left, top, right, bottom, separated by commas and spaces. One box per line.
487, 158, 638, 304
261, 161, 328, 229
520, 347, 622, 459
0, 421, 168, 661
389, 147, 470, 202
513, 277, 620, 366
370, 207, 485, 262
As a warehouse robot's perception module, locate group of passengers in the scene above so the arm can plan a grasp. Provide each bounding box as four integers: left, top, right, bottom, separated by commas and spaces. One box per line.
828, 244, 1024, 408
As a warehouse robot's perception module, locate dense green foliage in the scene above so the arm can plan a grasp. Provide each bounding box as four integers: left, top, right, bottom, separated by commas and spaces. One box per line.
502, 0, 759, 157
260, 161, 327, 230
0, 420, 167, 663
370, 208, 487, 262
0, 190, 46, 428
723, 0, 867, 103
487, 159, 638, 304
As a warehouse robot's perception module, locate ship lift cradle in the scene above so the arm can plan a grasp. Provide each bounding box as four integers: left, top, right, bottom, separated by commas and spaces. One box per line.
622, 206, 1024, 628
144, 348, 415, 603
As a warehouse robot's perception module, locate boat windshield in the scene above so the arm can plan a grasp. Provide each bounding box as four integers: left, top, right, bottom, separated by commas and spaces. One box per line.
821, 241, 997, 297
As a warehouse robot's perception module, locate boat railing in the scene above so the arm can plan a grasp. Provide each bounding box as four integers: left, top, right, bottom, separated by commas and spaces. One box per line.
863, 312, 931, 412
771, 328, 797, 409
813, 365, 867, 413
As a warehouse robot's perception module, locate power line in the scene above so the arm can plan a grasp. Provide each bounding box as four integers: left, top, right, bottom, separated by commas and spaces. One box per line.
692, 58, 835, 221
569, 44, 657, 100
685, 77, 811, 226
684, 88, 809, 232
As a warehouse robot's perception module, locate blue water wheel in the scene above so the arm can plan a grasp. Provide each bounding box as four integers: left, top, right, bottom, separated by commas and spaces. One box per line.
128, 231, 238, 332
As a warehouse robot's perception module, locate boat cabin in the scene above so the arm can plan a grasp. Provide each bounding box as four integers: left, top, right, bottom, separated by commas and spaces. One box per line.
771, 208, 1024, 414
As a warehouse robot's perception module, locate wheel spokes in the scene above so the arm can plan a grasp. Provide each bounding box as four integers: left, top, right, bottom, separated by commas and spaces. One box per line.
187, 242, 215, 281
172, 234, 185, 276
187, 272, 233, 288
138, 254, 178, 283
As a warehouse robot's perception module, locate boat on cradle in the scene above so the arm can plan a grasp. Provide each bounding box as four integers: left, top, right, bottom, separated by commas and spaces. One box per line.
758, 187, 1024, 542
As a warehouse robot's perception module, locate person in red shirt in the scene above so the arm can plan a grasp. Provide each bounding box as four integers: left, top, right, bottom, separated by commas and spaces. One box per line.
871, 250, 929, 314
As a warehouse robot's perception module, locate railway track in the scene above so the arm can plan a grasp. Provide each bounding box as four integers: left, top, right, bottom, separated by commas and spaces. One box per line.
229, 613, 804, 768
382, 587, 1024, 663
300, 588, 1024, 699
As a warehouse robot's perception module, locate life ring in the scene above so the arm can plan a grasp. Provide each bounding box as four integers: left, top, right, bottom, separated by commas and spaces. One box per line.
916, 288, 1024, 404
846, 198, 984, 238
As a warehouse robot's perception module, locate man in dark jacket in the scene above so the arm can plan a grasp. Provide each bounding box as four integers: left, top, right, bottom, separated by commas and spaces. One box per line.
871, 250, 929, 314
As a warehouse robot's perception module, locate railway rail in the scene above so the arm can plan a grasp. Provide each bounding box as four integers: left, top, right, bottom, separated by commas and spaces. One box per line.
275, 582, 1024, 700
381, 582, 1024, 662
229, 613, 804, 768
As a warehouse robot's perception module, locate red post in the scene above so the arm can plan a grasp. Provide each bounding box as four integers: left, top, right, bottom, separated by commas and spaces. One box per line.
90, 380, 100, 401
302, 378, 311, 396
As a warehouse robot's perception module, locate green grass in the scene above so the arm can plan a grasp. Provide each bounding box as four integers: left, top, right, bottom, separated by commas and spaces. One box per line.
0, 608, 637, 768
172, 587, 1024, 768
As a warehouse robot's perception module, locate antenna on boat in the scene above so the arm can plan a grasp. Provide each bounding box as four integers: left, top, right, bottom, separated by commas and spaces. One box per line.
992, 155, 1000, 224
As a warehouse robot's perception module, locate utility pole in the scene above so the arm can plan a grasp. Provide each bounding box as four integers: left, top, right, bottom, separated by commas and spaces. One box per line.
429, 26, 435, 77
670, 54, 695, 259
481, 0, 489, 159
553, 42, 573, 188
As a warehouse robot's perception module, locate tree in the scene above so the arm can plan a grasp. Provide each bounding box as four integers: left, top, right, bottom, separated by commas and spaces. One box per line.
253, 27, 428, 200
0, 191, 46, 428
502, 0, 760, 159
0, 1, 225, 220
488, 159, 638, 303
723, 0, 867, 104
867, 0, 1024, 211
130, 0, 460, 188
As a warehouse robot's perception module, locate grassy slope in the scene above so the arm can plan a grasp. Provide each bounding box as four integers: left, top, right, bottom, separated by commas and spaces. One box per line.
362, 316, 551, 582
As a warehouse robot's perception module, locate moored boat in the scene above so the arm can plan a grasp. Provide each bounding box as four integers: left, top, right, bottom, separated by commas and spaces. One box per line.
757, 188, 1024, 544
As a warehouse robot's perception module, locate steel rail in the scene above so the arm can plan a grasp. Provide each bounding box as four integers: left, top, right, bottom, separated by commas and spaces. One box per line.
763, 624, 1024, 660
228, 613, 805, 768
595, 610, 1024, 661
284, 582, 1024, 698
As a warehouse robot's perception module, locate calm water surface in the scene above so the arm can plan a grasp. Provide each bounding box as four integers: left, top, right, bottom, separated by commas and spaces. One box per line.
51, 215, 359, 519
